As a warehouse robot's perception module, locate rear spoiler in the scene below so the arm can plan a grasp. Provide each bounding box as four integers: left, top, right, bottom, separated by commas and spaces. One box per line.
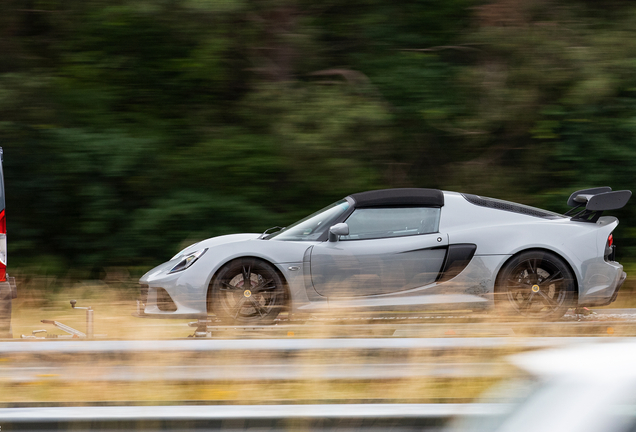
565, 187, 632, 222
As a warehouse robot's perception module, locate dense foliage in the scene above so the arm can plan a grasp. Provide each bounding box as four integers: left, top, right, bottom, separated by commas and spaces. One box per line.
2, 0, 636, 270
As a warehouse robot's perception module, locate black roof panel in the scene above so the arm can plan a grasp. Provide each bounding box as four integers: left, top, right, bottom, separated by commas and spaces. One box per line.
348, 188, 444, 208
462, 193, 561, 219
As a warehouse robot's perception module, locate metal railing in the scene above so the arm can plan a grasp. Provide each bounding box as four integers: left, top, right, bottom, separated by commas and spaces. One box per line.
0, 336, 614, 353
0, 337, 621, 383
0, 403, 511, 431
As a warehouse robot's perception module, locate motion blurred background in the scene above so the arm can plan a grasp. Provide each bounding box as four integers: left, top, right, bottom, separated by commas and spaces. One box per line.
3, 1, 636, 419
1, 0, 635, 276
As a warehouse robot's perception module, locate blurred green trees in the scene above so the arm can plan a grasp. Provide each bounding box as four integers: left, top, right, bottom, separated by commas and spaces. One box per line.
1, 0, 636, 269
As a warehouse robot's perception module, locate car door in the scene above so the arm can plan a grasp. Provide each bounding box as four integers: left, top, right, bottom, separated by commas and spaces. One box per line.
310, 207, 448, 297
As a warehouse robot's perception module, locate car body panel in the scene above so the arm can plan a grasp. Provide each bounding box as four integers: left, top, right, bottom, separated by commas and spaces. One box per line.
0, 148, 12, 338
310, 233, 448, 297
441, 193, 624, 306
138, 189, 628, 319
448, 341, 636, 432
141, 233, 318, 317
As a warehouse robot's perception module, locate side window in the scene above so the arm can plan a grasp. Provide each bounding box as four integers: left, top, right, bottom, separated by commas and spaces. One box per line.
341, 207, 441, 240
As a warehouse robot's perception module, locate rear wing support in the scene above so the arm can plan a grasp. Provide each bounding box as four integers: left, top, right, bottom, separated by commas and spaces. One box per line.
565, 187, 632, 222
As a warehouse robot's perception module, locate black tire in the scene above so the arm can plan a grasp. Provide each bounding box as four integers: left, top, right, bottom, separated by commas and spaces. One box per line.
495, 251, 575, 320
209, 258, 286, 325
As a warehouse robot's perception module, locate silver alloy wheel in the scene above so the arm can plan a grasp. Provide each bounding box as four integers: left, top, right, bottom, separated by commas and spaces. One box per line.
498, 251, 575, 320
210, 258, 285, 325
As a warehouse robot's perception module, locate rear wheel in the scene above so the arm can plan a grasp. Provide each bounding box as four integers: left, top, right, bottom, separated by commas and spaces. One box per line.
210, 258, 286, 325
496, 251, 575, 320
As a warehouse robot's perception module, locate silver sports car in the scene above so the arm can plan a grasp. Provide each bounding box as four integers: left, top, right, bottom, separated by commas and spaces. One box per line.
137, 187, 630, 323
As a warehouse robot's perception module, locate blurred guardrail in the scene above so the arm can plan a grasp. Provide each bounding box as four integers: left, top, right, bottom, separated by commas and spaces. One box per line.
0, 336, 614, 353
0, 337, 620, 383
0, 403, 511, 432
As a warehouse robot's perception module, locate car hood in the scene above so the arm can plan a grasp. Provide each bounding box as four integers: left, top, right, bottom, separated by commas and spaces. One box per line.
175, 233, 262, 258
141, 233, 262, 281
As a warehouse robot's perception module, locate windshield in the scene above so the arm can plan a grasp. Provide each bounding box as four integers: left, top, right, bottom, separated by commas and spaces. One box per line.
267, 199, 350, 241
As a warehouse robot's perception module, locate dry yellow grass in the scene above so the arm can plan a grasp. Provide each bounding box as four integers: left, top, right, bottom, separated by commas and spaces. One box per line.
12, 276, 192, 339
0, 374, 504, 405
2, 272, 634, 406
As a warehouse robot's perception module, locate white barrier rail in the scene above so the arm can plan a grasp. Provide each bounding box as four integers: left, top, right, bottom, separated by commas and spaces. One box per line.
0, 336, 618, 353
0, 403, 512, 431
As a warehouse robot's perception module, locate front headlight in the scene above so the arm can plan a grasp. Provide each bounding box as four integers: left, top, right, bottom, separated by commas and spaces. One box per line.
171, 242, 202, 260
168, 248, 208, 274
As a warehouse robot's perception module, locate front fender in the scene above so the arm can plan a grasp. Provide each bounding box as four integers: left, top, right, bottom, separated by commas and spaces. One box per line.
140, 235, 316, 316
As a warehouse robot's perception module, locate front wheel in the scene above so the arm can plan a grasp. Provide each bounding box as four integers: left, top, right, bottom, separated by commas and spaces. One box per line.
209, 258, 286, 325
496, 251, 575, 320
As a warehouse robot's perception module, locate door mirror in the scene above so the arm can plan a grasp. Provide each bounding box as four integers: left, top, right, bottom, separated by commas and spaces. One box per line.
328, 223, 349, 242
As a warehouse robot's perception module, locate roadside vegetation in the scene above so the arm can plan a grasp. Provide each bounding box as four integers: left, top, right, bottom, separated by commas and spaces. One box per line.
1, 0, 636, 274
